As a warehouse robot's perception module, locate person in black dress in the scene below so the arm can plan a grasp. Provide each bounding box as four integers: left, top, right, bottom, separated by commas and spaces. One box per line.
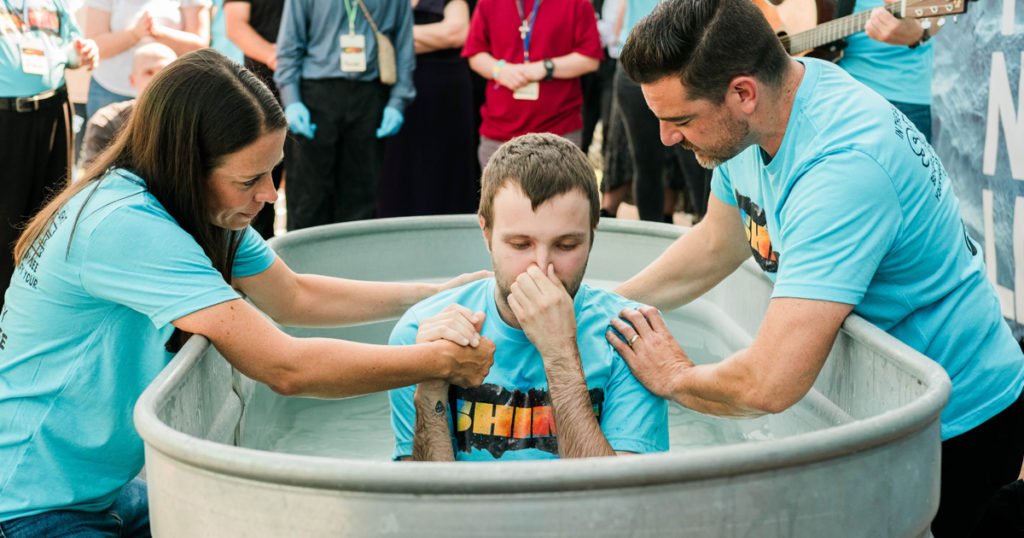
377, 0, 478, 217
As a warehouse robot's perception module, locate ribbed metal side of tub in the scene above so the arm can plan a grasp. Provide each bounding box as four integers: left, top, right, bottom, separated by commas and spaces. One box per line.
134, 216, 950, 537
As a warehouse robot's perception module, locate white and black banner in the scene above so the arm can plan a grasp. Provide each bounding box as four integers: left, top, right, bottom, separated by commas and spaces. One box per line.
933, 0, 1023, 343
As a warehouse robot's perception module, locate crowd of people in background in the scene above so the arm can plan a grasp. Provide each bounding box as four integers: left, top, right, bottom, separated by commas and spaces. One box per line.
5, 0, 1023, 537
1, 0, 941, 272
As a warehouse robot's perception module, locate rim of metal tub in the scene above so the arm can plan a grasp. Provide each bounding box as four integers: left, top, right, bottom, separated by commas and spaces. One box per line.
134, 216, 952, 495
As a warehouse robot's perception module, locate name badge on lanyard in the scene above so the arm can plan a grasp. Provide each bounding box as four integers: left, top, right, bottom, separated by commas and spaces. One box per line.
512, 0, 541, 101
20, 33, 48, 75
9, 0, 50, 76
340, 33, 366, 72
340, 0, 366, 73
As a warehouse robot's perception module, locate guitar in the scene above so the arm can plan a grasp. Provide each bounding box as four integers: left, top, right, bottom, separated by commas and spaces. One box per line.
755, 0, 970, 62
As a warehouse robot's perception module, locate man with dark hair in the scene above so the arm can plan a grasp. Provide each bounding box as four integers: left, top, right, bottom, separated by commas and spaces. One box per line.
607, 0, 1024, 535
389, 133, 668, 461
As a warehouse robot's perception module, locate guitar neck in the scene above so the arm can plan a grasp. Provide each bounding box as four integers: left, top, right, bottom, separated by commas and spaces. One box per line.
780, 3, 900, 54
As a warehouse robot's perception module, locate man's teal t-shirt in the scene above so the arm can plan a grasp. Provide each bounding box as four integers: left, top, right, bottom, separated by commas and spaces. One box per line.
711, 58, 1024, 440
837, 0, 934, 105
389, 279, 669, 460
0, 169, 276, 521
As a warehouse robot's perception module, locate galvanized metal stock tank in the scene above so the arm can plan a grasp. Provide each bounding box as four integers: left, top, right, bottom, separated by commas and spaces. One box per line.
134, 216, 950, 537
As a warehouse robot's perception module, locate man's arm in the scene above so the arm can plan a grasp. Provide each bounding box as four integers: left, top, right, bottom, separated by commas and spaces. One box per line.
511, 265, 615, 458
411, 381, 455, 461
273, 0, 308, 107
402, 305, 488, 461
864, 0, 941, 47
616, 193, 752, 311
384, 0, 417, 113
520, 53, 599, 82
610, 297, 852, 417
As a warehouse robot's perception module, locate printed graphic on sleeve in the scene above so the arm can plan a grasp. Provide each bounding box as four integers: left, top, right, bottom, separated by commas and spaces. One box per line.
735, 191, 779, 273
891, 106, 948, 203
451, 383, 604, 458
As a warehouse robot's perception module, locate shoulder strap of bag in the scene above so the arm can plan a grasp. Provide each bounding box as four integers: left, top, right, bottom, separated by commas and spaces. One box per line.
355, 0, 383, 35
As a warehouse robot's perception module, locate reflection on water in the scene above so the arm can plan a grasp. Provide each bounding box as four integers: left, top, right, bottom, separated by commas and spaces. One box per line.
239, 289, 850, 460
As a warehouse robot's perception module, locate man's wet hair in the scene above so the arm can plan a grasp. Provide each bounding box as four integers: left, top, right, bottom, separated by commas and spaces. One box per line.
479, 133, 600, 230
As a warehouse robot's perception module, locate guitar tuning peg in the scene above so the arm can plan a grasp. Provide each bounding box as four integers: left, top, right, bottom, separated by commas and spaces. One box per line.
937, 16, 946, 26
922, 19, 933, 29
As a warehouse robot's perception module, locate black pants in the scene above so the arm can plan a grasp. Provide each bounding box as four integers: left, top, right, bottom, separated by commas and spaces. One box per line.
0, 90, 73, 310
580, 54, 616, 154
285, 78, 388, 230
932, 388, 1024, 537
613, 65, 710, 221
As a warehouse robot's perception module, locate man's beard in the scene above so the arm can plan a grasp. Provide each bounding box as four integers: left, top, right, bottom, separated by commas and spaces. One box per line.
684, 115, 751, 169
493, 260, 589, 327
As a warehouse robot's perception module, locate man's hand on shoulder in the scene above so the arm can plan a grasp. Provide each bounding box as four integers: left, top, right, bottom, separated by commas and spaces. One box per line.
508, 264, 579, 362
607, 306, 693, 400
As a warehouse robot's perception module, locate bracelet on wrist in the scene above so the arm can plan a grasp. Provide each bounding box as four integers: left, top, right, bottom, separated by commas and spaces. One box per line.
491, 59, 506, 80
908, 27, 932, 49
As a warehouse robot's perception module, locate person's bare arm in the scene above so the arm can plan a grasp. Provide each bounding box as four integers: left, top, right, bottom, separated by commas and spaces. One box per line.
85, 7, 149, 59
151, 5, 210, 55
411, 381, 455, 461
413, 0, 469, 54
408, 305, 486, 461
511, 265, 616, 458
173, 298, 495, 397
616, 194, 751, 311
233, 257, 489, 327
609, 298, 852, 417
864, 0, 941, 46
521, 52, 599, 82
224, 2, 277, 69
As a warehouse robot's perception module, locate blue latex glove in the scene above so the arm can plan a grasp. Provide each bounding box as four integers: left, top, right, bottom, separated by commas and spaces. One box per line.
375, 106, 404, 138
285, 102, 316, 139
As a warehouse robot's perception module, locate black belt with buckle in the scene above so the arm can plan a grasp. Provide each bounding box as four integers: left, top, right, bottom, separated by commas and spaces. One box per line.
0, 85, 67, 113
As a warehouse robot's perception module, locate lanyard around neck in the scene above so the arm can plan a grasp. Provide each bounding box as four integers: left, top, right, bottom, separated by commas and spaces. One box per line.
343, 0, 359, 34
513, 0, 541, 62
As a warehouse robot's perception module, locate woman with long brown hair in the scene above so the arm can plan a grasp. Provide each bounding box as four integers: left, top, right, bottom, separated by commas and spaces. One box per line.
0, 48, 493, 536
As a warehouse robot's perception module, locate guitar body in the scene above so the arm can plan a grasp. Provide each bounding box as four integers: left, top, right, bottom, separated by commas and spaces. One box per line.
754, 0, 845, 62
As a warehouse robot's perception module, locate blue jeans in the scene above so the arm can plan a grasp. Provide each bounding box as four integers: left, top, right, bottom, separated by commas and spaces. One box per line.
85, 78, 132, 122
890, 100, 932, 144
0, 479, 150, 538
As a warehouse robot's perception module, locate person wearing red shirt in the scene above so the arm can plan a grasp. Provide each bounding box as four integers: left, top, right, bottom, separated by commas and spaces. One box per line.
464, 0, 602, 168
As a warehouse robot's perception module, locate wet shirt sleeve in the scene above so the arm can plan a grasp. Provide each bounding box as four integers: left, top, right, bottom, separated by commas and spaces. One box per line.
599, 307, 669, 454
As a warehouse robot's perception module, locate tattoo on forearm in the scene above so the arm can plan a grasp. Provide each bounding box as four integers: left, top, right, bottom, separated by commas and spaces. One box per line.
434, 400, 445, 414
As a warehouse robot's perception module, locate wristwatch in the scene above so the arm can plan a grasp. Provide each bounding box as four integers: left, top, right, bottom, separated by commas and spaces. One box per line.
543, 59, 555, 81
908, 27, 932, 49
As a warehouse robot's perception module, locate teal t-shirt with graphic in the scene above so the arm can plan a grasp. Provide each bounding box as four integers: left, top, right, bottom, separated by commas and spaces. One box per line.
389, 279, 669, 460
837, 0, 933, 105
711, 58, 1024, 440
0, 168, 276, 521
0, 0, 79, 96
